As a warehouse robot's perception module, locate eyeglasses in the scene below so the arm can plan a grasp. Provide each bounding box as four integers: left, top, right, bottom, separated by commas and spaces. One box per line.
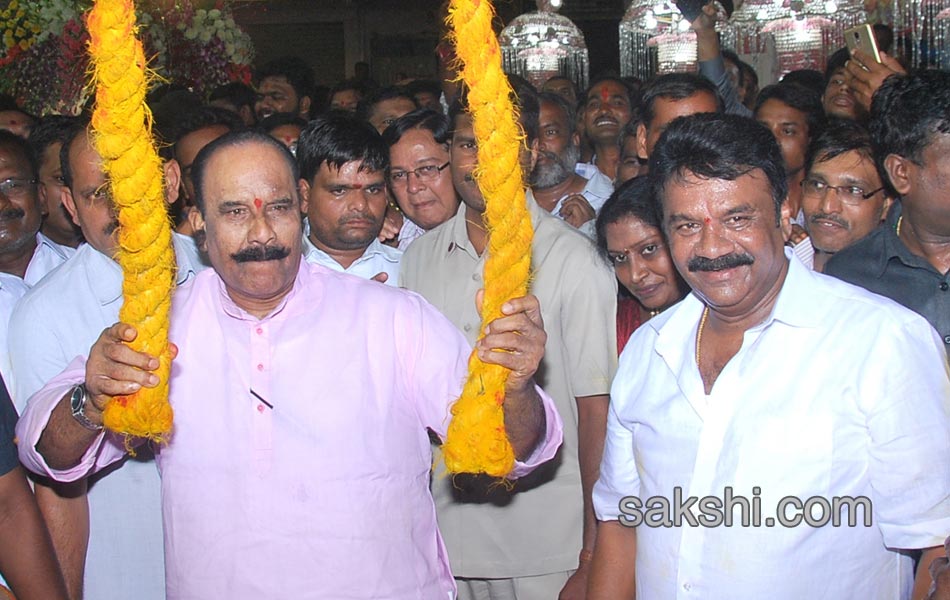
0, 178, 37, 197
801, 178, 884, 205
388, 162, 450, 186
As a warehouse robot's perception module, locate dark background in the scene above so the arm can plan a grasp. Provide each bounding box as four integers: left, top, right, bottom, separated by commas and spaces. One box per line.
231, 0, 625, 87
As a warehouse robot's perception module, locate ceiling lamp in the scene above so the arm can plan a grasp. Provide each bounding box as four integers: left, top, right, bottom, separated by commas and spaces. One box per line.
500, 0, 589, 91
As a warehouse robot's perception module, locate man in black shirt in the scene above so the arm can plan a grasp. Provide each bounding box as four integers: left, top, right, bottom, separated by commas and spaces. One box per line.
825, 71, 950, 354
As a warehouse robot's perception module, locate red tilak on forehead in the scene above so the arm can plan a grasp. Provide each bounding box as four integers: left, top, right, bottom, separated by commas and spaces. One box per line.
254, 198, 262, 210
600, 85, 610, 103
350, 183, 363, 190
704, 217, 712, 225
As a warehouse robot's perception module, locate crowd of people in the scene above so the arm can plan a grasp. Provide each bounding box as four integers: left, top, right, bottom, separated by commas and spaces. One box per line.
0, 6, 948, 600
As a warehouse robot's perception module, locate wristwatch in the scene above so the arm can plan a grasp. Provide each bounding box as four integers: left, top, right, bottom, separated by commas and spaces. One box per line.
69, 384, 103, 431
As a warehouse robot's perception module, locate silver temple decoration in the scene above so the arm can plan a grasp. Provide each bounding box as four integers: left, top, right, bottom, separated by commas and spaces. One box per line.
621, 0, 866, 81
895, 0, 950, 69
620, 0, 699, 79
500, 0, 589, 91
723, 0, 865, 78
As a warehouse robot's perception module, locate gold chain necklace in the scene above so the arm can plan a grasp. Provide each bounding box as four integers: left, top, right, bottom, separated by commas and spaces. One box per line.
695, 306, 710, 365
465, 218, 487, 233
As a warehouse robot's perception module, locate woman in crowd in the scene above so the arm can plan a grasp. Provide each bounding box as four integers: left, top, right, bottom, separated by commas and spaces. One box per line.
595, 176, 689, 353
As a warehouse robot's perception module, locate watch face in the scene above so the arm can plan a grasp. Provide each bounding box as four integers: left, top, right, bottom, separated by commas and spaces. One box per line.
70, 386, 84, 413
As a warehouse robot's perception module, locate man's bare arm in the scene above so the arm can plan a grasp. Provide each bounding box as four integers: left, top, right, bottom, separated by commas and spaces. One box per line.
34, 480, 88, 600
691, 2, 720, 62
587, 520, 636, 598
914, 546, 945, 600
926, 536, 950, 600
0, 466, 69, 600
560, 394, 610, 599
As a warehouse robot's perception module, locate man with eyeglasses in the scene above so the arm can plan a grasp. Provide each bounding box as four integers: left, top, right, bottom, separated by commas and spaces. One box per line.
793, 119, 893, 272
0, 130, 74, 385
297, 112, 401, 285
382, 109, 460, 250
0, 138, 70, 593
825, 71, 950, 356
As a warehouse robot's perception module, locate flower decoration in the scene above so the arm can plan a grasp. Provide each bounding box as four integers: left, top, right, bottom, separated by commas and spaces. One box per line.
156, 5, 254, 94
0, 0, 43, 67
0, 3, 89, 115
0, 0, 254, 115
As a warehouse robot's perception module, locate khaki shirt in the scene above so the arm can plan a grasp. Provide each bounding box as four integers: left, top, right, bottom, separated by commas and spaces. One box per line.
400, 192, 618, 578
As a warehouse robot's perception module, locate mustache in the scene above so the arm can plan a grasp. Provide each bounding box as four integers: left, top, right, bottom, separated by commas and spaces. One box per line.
231, 245, 291, 263
687, 253, 755, 272
340, 212, 377, 225
809, 212, 849, 229
0, 207, 25, 221
103, 220, 118, 237
532, 143, 580, 189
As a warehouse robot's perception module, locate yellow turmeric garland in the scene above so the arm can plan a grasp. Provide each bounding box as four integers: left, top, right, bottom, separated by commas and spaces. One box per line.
87, 0, 175, 441
443, 0, 534, 476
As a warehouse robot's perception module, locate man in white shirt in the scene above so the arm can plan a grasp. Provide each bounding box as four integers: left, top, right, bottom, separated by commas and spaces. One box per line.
0, 130, 74, 384
296, 112, 401, 285
9, 121, 205, 600
589, 113, 950, 599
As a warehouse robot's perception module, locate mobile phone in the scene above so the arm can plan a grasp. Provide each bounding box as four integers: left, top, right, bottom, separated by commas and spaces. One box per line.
844, 24, 881, 63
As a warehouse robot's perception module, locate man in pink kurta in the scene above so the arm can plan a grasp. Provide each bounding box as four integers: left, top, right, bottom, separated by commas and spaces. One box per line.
17, 130, 562, 599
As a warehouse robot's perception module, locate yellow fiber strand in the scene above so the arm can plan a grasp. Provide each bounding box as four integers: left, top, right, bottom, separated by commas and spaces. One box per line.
443, 0, 534, 476
87, 0, 175, 441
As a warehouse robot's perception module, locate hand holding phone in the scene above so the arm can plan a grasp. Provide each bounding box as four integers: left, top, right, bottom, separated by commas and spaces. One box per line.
844, 24, 881, 64
844, 48, 907, 113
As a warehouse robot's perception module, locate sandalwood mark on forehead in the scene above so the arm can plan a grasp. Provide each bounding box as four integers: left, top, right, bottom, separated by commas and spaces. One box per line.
254, 197, 262, 210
